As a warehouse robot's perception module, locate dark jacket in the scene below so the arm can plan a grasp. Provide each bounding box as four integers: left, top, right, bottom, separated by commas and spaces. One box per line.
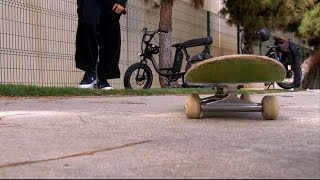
77, 0, 127, 24
115, 0, 127, 8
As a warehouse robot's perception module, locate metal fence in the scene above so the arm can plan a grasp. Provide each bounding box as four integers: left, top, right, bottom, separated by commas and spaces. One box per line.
0, 0, 78, 87
0, 0, 316, 89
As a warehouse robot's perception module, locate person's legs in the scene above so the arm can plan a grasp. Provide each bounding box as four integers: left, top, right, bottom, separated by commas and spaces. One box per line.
75, 0, 102, 88
75, 21, 98, 73
96, 2, 122, 89
75, 22, 99, 88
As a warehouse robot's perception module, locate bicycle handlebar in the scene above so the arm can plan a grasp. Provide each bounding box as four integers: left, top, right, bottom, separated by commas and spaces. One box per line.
157, 29, 169, 33
141, 28, 167, 52
141, 28, 169, 48
143, 28, 168, 36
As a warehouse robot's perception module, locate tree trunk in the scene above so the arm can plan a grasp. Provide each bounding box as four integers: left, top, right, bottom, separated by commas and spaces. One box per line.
301, 49, 320, 89
158, 0, 173, 88
241, 28, 255, 54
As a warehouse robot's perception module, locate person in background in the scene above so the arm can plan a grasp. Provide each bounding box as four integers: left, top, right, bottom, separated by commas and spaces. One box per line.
274, 36, 302, 88
75, 0, 127, 90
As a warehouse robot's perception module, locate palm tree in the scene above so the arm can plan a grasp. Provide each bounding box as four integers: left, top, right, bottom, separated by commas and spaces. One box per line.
298, 3, 320, 89
145, 0, 204, 87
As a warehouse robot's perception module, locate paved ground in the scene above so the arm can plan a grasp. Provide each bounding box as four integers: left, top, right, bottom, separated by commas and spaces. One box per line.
0, 90, 319, 179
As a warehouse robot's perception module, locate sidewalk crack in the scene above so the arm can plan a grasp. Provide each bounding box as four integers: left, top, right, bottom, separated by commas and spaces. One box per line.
0, 140, 152, 169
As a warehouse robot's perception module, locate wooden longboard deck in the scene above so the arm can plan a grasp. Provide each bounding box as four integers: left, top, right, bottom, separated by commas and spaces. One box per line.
185, 54, 286, 84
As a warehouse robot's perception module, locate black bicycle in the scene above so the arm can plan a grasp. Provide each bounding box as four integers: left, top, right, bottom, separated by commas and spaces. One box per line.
265, 38, 302, 89
123, 28, 213, 89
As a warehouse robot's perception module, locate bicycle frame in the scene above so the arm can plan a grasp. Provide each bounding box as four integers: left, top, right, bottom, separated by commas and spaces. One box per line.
124, 28, 213, 89
266, 45, 281, 61
139, 28, 212, 79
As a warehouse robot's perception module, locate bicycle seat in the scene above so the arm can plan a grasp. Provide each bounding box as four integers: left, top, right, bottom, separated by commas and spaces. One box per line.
172, 37, 213, 48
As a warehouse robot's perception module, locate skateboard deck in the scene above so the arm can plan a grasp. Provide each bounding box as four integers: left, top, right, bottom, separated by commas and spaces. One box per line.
184, 55, 286, 120
185, 54, 286, 84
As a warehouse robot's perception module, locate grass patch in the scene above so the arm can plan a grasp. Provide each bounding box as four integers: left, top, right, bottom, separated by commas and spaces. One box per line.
0, 84, 293, 97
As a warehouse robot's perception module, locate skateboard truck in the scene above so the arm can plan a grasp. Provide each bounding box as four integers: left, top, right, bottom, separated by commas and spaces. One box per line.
201, 85, 262, 112
185, 85, 280, 120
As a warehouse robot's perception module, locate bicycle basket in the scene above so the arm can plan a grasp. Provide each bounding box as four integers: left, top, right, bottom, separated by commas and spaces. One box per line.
150, 44, 160, 54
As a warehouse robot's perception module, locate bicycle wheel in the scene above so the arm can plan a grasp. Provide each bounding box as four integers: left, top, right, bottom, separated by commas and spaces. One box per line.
276, 63, 301, 89
124, 63, 153, 89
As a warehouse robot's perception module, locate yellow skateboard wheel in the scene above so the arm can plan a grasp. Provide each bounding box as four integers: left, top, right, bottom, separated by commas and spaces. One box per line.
186, 93, 201, 119
240, 94, 252, 102
262, 96, 279, 120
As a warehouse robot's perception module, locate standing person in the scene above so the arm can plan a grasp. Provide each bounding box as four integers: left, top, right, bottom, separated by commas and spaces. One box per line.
75, 0, 127, 90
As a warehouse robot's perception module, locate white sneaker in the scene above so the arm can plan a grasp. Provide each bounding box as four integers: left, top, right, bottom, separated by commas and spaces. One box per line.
98, 81, 114, 90
100, 86, 114, 90
78, 72, 97, 89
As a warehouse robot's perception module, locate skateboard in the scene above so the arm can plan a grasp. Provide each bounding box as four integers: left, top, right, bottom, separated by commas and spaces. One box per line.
184, 54, 286, 120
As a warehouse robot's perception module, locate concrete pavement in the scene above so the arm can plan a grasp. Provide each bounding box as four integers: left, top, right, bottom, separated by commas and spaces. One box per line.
0, 90, 319, 179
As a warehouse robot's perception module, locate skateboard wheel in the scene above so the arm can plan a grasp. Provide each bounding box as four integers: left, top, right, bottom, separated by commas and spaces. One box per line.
261, 96, 279, 120
186, 93, 201, 119
240, 94, 252, 102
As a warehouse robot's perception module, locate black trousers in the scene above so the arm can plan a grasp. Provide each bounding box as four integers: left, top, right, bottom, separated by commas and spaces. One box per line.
75, 0, 121, 81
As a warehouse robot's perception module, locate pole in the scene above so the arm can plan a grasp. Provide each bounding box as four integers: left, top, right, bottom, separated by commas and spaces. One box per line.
237, 25, 240, 54
207, 11, 211, 54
